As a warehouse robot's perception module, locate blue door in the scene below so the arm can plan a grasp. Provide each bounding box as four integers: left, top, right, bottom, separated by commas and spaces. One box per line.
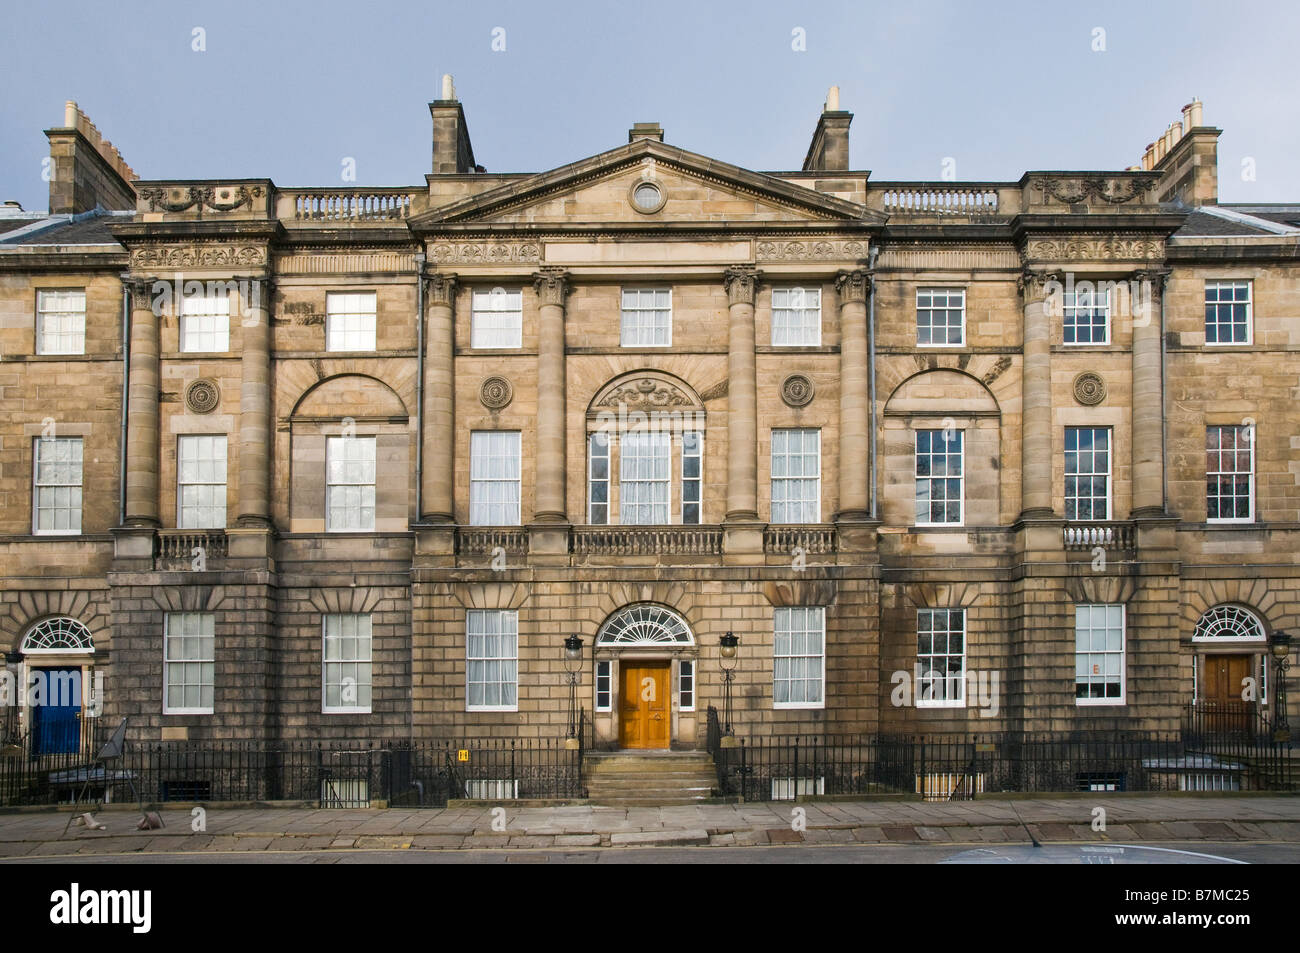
31, 667, 81, 756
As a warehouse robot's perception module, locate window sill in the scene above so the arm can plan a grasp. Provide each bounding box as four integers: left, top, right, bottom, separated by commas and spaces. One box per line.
916, 699, 967, 709
322, 708, 373, 715
466, 706, 519, 713
773, 702, 826, 710
164, 710, 213, 717
1074, 699, 1126, 708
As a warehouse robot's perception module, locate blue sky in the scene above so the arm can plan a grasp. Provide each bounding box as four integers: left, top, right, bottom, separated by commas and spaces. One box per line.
2, 0, 1297, 210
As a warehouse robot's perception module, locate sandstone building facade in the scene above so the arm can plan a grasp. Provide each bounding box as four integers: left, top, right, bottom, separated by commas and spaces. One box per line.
1, 90, 1297, 752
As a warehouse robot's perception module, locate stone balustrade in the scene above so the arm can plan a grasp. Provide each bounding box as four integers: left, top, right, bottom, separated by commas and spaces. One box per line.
1062, 522, 1136, 551
764, 525, 838, 555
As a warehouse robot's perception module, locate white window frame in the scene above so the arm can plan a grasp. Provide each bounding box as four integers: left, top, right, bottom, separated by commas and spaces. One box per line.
35, 289, 86, 355
1074, 604, 1126, 706
469, 431, 522, 526
322, 613, 373, 714
620, 288, 672, 348
770, 429, 821, 524
178, 288, 231, 353
1206, 424, 1255, 523
325, 291, 377, 352
587, 431, 611, 525
680, 430, 703, 525
1204, 279, 1253, 347
595, 660, 612, 712
916, 609, 966, 708
466, 609, 519, 712
619, 430, 671, 525
771, 287, 822, 346
678, 659, 695, 712
176, 435, 228, 530
773, 606, 825, 710
32, 436, 83, 535
325, 435, 376, 532
1064, 426, 1112, 522
1063, 285, 1111, 346
163, 612, 215, 715
916, 287, 966, 347
471, 287, 523, 349
914, 428, 964, 526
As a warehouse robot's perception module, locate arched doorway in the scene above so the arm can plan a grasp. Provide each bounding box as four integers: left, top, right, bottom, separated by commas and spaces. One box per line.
20, 618, 96, 756
595, 604, 696, 750
1191, 605, 1267, 736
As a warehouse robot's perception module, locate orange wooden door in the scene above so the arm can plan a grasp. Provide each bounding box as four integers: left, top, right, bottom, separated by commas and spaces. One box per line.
620, 662, 670, 749
1205, 654, 1253, 705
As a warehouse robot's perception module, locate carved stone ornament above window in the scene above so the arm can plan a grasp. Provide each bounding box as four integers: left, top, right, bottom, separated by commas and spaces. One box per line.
1072, 372, 1106, 406
782, 374, 815, 407
185, 378, 221, 414
479, 376, 514, 410
597, 377, 692, 410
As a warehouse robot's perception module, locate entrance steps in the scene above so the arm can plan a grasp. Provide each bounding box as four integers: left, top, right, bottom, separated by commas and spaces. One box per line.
583, 750, 719, 805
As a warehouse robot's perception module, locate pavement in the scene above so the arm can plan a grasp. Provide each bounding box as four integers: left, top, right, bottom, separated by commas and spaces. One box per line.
0, 794, 1297, 857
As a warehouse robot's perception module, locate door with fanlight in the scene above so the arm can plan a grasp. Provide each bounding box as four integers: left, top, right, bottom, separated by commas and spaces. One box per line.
619, 661, 670, 749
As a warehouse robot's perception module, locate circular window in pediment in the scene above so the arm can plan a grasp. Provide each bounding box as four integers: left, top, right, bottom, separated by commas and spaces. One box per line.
630, 181, 665, 214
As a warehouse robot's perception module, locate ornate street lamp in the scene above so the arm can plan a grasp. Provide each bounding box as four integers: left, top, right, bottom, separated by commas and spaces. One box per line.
564, 634, 583, 746
1269, 630, 1291, 743
720, 631, 739, 746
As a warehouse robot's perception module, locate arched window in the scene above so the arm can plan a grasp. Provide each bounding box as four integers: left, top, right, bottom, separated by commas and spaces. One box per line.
1192, 605, 1266, 642
21, 618, 94, 654
597, 604, 693, 646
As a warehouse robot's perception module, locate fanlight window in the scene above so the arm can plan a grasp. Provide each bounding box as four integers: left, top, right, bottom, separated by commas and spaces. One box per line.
597, 605, 693, 645
22, 618, 94, 654
1192, 605, 1265, 642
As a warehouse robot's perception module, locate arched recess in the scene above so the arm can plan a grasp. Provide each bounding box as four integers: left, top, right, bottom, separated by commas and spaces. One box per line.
584, 371, 707, 526
288, 373, 411, 533
882, 369, 1002, 528
597, 603, 695, 647
1189, 603, 1272, 711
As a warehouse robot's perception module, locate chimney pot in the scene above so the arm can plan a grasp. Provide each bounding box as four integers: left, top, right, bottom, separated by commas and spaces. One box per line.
826, 86, 840, 112
63, 100, 77, 128
441, 73, 455, 101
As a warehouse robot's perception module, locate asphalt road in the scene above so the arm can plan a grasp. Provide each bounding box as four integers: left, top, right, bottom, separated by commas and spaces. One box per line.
9, 842, 1300, 863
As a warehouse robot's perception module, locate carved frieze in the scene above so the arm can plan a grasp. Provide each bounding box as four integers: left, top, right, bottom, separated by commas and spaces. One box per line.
431, 242, 540, 264
1024, 237, 1165, 262
1031, 176, 1156, 206
130, 244, 267, 268
756, 240, 867, 261
139, 184, 265, 214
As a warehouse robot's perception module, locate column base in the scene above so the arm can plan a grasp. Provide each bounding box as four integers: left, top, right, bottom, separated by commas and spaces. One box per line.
528, 522, 571, 562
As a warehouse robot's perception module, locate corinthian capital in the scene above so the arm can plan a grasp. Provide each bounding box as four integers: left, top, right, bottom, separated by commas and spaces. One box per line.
425, 272, 458, 306
1017, 269, 1062, 302
723, 266, 761, 306
834, 268, 872, 303
532, 267, 569, 307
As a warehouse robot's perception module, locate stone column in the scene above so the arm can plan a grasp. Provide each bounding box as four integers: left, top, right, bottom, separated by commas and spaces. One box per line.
236, 277, 273, 527
124, 276, 160, 527
835, 269, 871, 520
532, 267, 569, 522
1018, 270, 1058, 519
1131, 270, 1168, 517
723, 267, 761, 521
421, 273, 456, 523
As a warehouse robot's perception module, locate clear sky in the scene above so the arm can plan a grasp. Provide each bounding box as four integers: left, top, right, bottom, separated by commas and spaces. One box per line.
2, 0, 1297, 211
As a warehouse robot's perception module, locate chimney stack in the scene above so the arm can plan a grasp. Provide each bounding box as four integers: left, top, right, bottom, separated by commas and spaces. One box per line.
44, 100, 137, 214
430, 74, 477, 175
1147, 99, 1219, 206
802, 85, 853, 172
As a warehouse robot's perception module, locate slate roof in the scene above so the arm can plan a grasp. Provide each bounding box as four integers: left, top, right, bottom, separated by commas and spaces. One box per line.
0, 210, 131, 246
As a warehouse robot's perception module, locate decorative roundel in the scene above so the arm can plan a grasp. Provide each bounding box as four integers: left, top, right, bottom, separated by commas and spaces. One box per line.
185, 378, 221, 414
479, 376, 513, 410
1072, 372, 1106, 406
782, 374, 815, 408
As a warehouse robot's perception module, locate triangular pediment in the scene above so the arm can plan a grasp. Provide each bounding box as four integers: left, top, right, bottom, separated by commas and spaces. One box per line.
409, 139, 883, 229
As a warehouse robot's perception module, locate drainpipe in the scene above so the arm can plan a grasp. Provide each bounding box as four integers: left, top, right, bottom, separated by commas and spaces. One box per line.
867, 246, 880, 519
414, 252, 425, 521
118, 275, 130, 525
1160, 273, 1168, 513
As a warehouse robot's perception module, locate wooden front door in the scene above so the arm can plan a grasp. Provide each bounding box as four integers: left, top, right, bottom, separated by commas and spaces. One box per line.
620, 661, 670, 749
1202, 653, 1255, 735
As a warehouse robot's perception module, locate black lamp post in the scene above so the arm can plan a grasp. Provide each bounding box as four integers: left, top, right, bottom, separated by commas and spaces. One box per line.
1269, 630, 1291, 743
720, 631, 739, 743
564, 634, 583, 743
